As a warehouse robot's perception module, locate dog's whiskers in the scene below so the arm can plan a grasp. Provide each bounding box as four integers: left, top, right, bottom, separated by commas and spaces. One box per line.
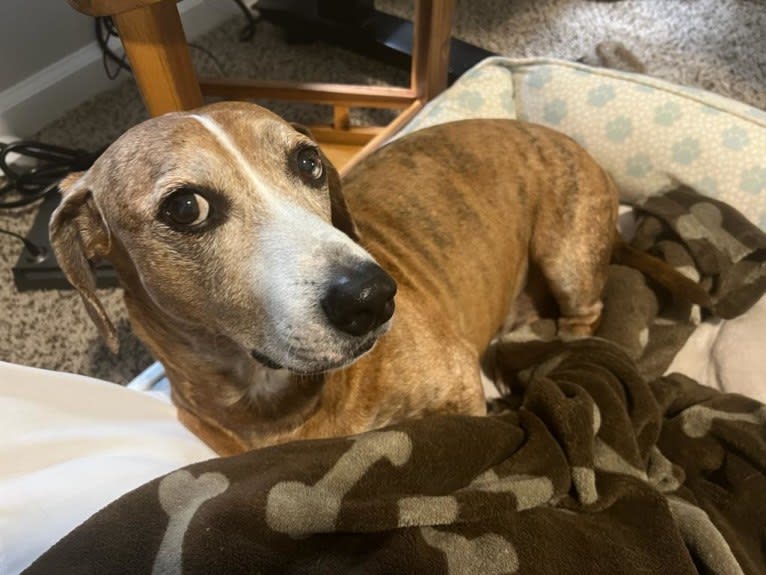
284, 326, 297, 366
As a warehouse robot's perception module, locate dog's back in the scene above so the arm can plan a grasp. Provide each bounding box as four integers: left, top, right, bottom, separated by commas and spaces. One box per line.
343, 119, 619, 351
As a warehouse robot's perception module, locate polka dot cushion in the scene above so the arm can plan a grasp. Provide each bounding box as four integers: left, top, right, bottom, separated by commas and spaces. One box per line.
395, 57, 766, 230
397, 60, 518, 132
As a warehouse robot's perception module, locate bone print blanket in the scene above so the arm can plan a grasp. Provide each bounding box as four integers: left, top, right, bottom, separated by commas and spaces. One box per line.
24, 188, 766, 575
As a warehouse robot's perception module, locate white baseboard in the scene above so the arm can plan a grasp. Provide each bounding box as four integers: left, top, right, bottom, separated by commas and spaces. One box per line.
0, 0, 238, 139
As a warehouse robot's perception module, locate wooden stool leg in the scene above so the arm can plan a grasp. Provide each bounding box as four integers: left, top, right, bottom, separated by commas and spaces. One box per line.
113, 0, 203, 116
333, 106, 351, 131
412, 0, 455, 102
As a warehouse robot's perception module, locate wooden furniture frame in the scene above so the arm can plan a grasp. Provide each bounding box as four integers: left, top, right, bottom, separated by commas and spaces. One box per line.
69, 0, 455, 173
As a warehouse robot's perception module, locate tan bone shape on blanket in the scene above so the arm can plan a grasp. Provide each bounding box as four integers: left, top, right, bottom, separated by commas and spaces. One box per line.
152, 470, 230, 575
265, 430, 412, 537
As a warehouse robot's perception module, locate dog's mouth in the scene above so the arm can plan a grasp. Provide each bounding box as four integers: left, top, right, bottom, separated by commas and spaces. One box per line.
250, 335, 378, 375
250, 349, 284, 370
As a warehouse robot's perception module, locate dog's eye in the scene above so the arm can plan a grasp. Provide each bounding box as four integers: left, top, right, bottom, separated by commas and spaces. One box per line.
160, 190, 210, 228
296, 147, 323, 182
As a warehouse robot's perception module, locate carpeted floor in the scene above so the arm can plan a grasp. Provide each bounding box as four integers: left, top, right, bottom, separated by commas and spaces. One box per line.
1, 0, 764, 383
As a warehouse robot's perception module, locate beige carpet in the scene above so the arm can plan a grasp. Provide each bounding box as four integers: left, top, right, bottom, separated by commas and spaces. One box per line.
1, 0, 763, 383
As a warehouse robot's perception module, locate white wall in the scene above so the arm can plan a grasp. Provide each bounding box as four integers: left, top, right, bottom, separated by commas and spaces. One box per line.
0, 1, 94, 92
0, 0, 239, 138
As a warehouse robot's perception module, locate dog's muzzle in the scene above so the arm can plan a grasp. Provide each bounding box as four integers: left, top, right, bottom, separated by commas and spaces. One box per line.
321, 263, 397, 337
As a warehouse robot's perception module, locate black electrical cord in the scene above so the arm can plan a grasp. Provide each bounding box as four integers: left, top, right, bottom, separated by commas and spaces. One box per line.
231, 0, 259, 42
0, 141, 99, 261
0, 141, 100, 209
95, 16, 229, 77
94, 1, 260, 80
187, 42, 227, 76
0, 228, 47, 262
95, 16, 130, 80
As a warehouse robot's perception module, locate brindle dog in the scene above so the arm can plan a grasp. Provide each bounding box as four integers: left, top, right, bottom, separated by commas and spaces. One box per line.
53, 102, 633, 454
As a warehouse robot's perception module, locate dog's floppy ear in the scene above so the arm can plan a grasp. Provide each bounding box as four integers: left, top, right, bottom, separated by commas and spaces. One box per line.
290, 122, 315, 140
323, 155, 360, 241
291, 122, 360, 241
50, 172, 119, 353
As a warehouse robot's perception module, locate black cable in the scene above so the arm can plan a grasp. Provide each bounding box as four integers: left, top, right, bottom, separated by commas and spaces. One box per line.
94, 1, 260, 82
0, 141, 100, 209
0, 141, 98, 264
0, 228, 47, 262
95, 16, 229, 77
231, 0, 259, 42
95, 17, 130, 80
187, 42, 227, 76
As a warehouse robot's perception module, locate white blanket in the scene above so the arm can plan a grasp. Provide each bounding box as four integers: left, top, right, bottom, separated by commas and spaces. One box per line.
0, 362, 215, 575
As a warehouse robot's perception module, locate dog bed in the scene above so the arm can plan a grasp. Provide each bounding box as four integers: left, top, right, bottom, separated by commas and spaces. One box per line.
3, 58, 765, 574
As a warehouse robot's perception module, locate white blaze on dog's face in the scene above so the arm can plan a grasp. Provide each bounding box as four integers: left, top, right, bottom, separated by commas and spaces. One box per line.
59, 103, 395, 374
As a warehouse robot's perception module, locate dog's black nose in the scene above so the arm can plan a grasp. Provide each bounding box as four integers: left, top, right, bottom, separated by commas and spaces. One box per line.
322, 263, 397, 336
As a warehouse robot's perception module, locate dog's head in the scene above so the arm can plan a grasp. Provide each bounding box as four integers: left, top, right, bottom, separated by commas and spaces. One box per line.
51, 102, 396, 374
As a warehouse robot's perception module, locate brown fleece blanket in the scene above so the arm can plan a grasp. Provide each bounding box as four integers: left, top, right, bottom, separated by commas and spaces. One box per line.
24, 188, 766, 575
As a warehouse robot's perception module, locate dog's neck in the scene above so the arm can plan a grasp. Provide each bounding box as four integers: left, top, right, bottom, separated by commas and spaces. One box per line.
115, 263, 327, 444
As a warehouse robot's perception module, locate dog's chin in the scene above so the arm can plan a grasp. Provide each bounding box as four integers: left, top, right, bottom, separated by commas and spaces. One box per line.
301, 335, 379, 374
250, 332, 381, 375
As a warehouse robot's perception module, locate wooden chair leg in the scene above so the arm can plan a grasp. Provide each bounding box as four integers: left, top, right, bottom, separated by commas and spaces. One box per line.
412, 0, 455, 102
113, 0, 203, 116
333, 106, 351, 131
